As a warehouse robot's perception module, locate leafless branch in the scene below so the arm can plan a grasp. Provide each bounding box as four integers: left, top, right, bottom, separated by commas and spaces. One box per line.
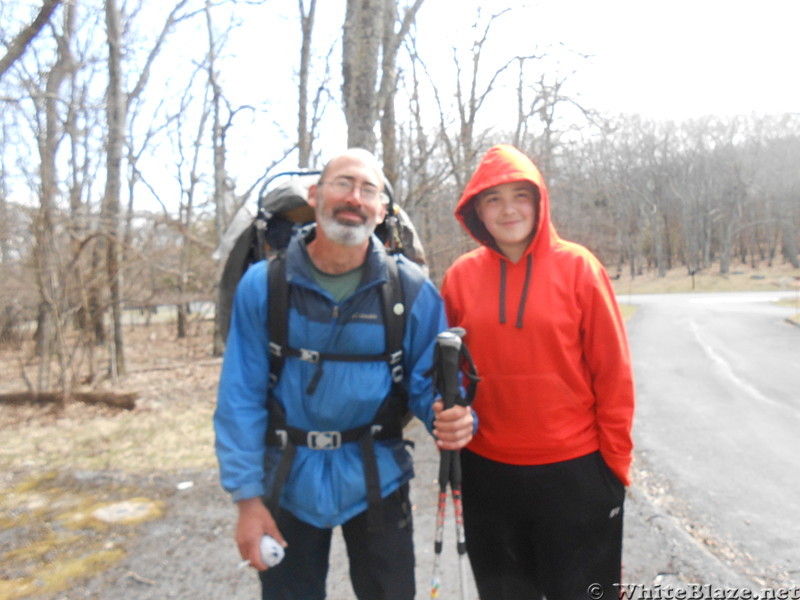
0, 0, 62, 82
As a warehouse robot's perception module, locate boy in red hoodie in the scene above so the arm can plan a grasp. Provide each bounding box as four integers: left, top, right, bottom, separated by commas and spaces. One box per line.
441, 145, 634, 599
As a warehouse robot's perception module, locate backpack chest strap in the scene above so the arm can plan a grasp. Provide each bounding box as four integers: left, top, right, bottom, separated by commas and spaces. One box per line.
269, 342, 403, 392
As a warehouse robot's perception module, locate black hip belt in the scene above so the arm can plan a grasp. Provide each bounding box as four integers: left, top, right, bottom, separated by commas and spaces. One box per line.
264, 393, 407, 531
266, 420, 400, 450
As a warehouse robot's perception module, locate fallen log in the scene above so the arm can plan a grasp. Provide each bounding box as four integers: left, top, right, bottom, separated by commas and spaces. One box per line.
0, 391, 138, 410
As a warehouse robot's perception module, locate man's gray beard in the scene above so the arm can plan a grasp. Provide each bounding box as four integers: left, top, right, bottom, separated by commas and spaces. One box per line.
317, 212, 375, 246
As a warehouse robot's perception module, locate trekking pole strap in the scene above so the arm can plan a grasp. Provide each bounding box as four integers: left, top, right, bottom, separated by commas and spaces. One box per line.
458, 342, 480, 406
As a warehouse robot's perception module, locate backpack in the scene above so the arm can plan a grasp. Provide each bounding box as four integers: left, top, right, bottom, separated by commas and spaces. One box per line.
215, 170, 426, 344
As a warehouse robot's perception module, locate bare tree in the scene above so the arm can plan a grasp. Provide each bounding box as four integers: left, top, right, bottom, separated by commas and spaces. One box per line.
377, 0, 424, 186
434, 8, 514, 189
31, 2, 75, 392
396, 7, 517, 279
0, 123, 10, 266
0, 0, 63, 81
392, 35, 463, 282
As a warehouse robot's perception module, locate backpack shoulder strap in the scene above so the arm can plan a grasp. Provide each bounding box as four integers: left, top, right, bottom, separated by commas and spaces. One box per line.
380, 254, 405, 384
268, 251, 407, 388
267, 253, 288, 388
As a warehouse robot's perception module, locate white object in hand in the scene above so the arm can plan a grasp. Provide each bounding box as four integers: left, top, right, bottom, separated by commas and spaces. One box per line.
260, 535, 285, 567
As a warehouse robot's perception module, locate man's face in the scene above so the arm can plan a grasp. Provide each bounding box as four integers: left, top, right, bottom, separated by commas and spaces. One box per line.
310, 155, 387, 247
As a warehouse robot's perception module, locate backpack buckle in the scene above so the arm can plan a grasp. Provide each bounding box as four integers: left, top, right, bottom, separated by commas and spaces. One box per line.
391, 364, 404, 383
307, 431, 341, 450
269, 342, 283, 358
273, 429, 288, 449
389, 350, 404, 383
299, 348, 320, 363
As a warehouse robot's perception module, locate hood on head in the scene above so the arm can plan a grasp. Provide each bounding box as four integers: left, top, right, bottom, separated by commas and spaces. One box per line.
455, 144, 554, 255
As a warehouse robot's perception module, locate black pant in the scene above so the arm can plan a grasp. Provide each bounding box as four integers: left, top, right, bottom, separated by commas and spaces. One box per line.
259, 485, 415, 600
461, 450, 625, 600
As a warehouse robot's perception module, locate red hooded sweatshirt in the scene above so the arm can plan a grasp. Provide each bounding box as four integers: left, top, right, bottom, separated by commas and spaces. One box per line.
441, 145, 634, 485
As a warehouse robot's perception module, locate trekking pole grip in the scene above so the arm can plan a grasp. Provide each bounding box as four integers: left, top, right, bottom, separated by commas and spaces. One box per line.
436, 331, 462, 410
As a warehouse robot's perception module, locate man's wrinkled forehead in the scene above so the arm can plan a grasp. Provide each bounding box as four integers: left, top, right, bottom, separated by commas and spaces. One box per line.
321, 149, 384, 188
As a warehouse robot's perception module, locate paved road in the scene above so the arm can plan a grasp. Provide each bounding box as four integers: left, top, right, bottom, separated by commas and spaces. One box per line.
626, 290, 800, 587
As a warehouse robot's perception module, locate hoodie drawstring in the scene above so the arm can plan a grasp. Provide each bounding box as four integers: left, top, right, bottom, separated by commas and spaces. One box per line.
499, 255, 533, 328
499, 260, 507, 324
516, 254, 533, 328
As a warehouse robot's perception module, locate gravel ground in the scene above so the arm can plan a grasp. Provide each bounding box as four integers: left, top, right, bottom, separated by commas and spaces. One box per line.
23, 422, 760, 600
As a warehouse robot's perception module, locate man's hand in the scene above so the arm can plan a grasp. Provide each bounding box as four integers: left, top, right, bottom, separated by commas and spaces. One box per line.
432, 400, 474, 450
236, 497, 286, 571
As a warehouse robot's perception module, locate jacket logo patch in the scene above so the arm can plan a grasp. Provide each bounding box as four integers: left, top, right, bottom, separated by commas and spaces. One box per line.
351, 312, 379, 321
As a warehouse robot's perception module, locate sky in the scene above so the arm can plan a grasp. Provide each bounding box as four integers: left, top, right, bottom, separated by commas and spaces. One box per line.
218, 0, 800, 180
414, 0, 800, 121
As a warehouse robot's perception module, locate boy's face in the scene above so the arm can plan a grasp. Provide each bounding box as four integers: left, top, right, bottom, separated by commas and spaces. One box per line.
475, 181, 539, 256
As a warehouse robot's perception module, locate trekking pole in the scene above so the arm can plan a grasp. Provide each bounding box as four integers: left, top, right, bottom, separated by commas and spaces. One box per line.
430, 329, 469, 600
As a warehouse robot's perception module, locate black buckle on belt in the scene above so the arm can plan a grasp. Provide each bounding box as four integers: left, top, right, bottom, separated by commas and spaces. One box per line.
307, 430, 341, 449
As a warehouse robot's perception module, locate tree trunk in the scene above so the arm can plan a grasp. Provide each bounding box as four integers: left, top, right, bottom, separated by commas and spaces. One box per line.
297, 0, 317, 167
379, 0, 425, 187
207, 0, 227, 354
342, 0, 383, 150
0, 154, 10, 264
104, 0, 126, 376
0, 391, 137, 410
782, 219, 799, 268
177, 303, 188, 339
650, 203, 666, 277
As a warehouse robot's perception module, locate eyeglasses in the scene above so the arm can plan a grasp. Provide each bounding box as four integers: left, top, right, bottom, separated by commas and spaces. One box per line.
320, 179, 383, 203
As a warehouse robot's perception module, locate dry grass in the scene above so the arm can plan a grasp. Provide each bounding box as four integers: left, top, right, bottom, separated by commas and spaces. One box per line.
613, 262, 800, 324
0, 318, 220, 480
611, 261, 800, 296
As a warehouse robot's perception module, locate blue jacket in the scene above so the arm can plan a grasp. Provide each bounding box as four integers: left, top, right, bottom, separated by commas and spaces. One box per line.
214, 228, 448, 528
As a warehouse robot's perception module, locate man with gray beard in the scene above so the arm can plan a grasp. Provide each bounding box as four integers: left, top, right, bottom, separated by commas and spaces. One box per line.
214, 148, 475, 600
